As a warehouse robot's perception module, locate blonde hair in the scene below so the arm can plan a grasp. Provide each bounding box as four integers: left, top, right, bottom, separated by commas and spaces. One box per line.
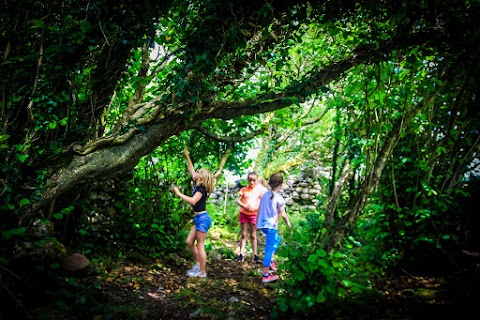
197, 168, 216, 194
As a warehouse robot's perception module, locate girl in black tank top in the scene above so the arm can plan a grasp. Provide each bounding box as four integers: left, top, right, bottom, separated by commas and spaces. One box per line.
172, 147, 216, 278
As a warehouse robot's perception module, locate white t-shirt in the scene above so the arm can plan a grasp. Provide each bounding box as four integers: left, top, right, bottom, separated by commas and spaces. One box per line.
256, 191, 285, 230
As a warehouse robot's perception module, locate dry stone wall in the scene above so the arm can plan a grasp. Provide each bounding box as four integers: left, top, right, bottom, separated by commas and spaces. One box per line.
210, 169, 329, 211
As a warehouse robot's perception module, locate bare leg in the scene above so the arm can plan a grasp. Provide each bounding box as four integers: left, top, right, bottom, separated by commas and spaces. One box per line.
186, 225, 199, 265
249, 223, 257, 256
239, 223, 248, 255
195, 230, 208, 274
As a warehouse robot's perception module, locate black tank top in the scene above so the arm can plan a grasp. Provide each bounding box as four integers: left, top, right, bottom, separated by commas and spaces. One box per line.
192, 183, 207, 212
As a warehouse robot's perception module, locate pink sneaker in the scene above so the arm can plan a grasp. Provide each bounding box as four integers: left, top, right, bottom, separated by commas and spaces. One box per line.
269, 261, 278, 271
262, 273, 279, 283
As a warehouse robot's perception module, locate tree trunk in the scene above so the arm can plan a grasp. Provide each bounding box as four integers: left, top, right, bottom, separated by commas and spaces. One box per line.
322, 98, 432, 252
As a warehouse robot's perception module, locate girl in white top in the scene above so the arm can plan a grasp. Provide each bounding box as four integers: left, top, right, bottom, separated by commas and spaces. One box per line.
256, 172, 292, 283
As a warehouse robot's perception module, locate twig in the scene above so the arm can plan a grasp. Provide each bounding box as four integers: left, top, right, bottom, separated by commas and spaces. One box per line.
0, 264, 21, 280
98, 21, 111, 46
0, 179, 7, 196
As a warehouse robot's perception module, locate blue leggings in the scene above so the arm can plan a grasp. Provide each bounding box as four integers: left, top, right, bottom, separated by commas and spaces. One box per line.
261, 228, 281, 268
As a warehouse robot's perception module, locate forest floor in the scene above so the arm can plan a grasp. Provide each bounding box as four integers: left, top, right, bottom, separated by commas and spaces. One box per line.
97, 254, 274, 319
85, 230, 474, 320
92, 230, 276, 320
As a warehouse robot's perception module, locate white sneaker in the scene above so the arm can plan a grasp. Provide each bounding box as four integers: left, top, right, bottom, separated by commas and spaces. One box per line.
186, 264, 200, 276
187, 268, 207, 278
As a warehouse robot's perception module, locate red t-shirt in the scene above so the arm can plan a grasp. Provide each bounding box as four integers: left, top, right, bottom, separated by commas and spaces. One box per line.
239, 186, 264, 216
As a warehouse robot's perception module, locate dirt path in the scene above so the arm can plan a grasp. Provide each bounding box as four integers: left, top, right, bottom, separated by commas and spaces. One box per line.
155, 259, 272, 319
94, 231, 277, 320
97, 254, 276, 319
90, 232, 460, 320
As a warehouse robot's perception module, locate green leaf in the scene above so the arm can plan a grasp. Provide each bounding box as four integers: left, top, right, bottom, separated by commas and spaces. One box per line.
50, 263, 60, 270
342, 279, 354, 287
61, 205, 75, 214
1, 227, 26, 240
330, 27, 340, 36
19, 198, 30, 206
290, 96, 300, 106
347, 236, 362, 247
53, 213, 63, 219
307, 254, 317, 263
16, 152, 28, 162
79, 20, 92, 32
30, 19, 47, 28
296, 271, 305, 281
317, 249, 327, 257
316, 290, 326, 303
0, 134, 10, 143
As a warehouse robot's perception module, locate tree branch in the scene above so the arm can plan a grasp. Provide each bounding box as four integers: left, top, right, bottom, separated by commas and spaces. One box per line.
193, 124, 265, 143
22, 25, 447, 219
214, 148, 232, 179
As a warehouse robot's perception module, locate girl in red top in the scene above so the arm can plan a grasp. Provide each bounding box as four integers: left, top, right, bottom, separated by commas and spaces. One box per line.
236, 172, 265, 263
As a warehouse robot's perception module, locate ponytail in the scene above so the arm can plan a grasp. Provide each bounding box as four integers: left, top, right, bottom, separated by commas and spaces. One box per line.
268, 172, 284, 199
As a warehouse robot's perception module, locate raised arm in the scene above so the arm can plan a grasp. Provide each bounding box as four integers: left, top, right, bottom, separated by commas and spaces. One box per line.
183, 146, 196, 179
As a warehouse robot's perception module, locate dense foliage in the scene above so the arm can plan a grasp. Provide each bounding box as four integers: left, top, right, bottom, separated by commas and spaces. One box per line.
1, 0, 480, 318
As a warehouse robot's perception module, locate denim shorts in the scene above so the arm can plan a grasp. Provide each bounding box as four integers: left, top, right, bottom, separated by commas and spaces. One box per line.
194, 212, 212, 233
